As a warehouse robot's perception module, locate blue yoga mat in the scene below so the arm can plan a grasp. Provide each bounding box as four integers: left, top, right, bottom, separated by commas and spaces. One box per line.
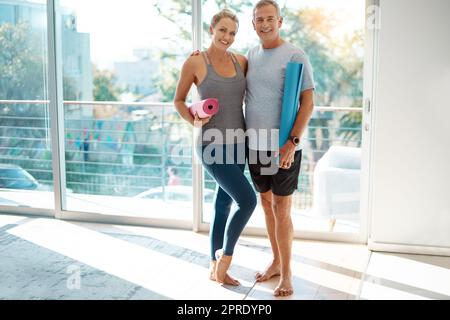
279, 62, 304, 148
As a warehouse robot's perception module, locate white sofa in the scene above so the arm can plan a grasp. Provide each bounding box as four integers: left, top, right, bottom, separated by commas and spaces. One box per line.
312, 146, 361, 230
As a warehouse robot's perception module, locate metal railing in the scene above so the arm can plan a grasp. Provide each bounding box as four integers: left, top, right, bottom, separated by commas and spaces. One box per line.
0, 100, 362, 208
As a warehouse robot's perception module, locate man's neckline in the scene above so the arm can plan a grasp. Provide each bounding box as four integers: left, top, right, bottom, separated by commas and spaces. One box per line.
261, 41, 287, 51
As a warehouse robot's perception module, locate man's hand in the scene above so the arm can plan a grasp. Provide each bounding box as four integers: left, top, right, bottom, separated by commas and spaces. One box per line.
275, 141, 296, 169
190, 50, 201, 57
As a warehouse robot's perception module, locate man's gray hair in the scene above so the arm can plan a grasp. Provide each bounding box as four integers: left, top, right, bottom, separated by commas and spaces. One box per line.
253, 0, 281, 19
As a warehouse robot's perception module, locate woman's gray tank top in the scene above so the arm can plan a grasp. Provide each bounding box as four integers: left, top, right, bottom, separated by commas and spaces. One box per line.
196, 51, 246, 145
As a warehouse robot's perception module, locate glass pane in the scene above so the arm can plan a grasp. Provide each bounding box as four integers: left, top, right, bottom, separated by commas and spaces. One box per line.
0, 0, 53, 209
283, 1, 365, 233
59, 0, 193, 220
200, 0, 365, 234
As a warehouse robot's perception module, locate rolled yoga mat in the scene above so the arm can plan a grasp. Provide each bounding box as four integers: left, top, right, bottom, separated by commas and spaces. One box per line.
279, 62, 304, 147
189, 98, 219, 118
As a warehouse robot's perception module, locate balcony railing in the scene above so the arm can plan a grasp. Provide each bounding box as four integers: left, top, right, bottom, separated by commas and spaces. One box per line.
0, 100, 362, 210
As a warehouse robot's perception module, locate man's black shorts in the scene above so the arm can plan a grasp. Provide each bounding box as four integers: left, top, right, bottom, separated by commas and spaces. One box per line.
247, 149, 302, 196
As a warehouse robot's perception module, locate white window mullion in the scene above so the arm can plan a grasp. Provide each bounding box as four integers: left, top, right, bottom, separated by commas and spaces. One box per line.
191, 0, 203, 232
47, 0, 67, 217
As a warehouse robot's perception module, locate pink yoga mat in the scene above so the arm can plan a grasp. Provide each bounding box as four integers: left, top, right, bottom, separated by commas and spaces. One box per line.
188, 98, 219, 118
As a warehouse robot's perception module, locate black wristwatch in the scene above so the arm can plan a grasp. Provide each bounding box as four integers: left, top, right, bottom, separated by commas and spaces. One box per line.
289, 136, 300, 146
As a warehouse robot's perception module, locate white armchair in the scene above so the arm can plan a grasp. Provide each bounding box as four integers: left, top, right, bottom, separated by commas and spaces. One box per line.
312, 146, 361, 231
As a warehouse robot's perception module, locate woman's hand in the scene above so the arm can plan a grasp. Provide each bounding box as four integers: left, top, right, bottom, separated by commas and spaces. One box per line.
193, 112, 211, 127
190, 50, 201, 57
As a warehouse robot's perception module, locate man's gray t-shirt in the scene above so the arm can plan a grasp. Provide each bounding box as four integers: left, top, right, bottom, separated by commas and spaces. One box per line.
245, 42, 315, 151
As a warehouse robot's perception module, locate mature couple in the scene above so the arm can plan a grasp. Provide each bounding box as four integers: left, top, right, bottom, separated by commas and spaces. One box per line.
173, 0, 315, 297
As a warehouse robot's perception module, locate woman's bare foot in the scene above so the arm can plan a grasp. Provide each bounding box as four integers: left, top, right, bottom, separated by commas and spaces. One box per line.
255, 261, 281, 282
209, 262, 216, 281
209, 260, 240, 286
273, 275, 294, 297
215, 250, 236, 285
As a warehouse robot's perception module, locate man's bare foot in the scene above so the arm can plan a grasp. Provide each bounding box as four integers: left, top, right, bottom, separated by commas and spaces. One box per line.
255, 261, 281, 282
215, 250, 235, 285
273, 275, 294, 297
209, 261, 240, 286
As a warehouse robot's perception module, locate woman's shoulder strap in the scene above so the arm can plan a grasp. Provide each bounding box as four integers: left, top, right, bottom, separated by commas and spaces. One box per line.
202, 51, 211, 65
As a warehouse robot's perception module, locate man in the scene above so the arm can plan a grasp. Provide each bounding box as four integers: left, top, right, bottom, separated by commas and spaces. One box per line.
245, 0, 315, 297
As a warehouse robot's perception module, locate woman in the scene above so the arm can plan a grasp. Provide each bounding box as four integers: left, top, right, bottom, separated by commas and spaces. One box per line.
173, 9, 256, 286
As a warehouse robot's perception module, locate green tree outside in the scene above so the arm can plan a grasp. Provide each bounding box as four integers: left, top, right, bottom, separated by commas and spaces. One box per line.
92, 65, 122, 101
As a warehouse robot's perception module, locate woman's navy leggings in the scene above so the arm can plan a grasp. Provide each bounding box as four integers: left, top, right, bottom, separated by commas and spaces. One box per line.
197, 143, 257, 260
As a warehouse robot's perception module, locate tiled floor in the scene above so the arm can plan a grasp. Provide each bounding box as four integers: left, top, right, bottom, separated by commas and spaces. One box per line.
0, 213, 449, 300
359, 252, 450, 300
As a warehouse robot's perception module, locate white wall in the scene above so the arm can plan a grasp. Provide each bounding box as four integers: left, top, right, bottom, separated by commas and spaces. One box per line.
369, 0, 450, 255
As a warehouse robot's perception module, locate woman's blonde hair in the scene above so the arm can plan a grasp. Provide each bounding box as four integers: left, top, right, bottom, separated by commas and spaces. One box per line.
210, 9, 239, 29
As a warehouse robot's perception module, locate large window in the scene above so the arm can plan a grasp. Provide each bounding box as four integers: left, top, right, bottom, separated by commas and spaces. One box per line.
0, 0, 53, 209
0, 0, 368, 238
